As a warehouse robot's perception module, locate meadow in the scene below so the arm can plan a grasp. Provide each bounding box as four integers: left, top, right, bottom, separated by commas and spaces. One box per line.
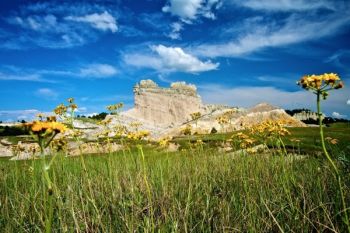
0, 126, 349, 232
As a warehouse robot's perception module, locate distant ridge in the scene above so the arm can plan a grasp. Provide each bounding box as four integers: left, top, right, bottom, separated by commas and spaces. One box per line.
247, 102, 279, 113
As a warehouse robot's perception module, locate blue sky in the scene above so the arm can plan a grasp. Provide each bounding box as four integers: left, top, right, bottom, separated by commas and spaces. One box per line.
0, 0, 350, 122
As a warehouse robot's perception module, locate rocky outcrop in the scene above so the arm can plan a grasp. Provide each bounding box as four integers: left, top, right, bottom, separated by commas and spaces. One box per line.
8, 140, 124, 160
233, 109, 306, 128
161, 103, 306, 137
247, 102, 279, 113
293, 111, 324, 121
123, 80, 202, 127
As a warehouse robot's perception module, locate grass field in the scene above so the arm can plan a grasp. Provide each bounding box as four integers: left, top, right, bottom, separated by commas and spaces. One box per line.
174, 126, 350, 156
0, 125, 349, 232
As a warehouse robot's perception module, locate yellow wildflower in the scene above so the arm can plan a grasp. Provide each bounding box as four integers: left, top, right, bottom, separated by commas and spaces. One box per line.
54, 104, 67, 115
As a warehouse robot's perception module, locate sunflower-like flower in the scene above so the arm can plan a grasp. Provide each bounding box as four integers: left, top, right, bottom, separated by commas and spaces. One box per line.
158, 137, 171, 147
250, 120, 290, 139
54, 104, 67, 115
24, 121, 67, 134
216, 115, 229, 125
69, 103, 78, 111
180, 124, 192, 135
127, 130, 150, 140
190, 112, 201, 121
46, 116, 57, 122
106, 102, 124, 114
22, 120, 67, 156
297, 73, 343, 99
231, 132, 256, 150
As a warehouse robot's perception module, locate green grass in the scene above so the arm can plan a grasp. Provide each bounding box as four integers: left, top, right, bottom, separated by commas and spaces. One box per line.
174, 126, 350, 156
328, 122, 350, 128
0, 135, 34, 144
0, 146, 349, 232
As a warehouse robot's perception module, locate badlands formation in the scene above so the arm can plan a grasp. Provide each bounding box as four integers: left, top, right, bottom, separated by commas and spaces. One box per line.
106, 79, 306, 138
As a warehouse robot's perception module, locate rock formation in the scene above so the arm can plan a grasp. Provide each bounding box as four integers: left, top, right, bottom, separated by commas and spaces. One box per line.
123, 80, 202, 127
161, 103, 306, 137
292, 110, 324, 122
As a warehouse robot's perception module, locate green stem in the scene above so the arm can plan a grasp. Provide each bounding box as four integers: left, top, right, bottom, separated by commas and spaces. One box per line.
44, 132, 58, 149
44, 167, 53, 233
138, 145, 154, 230
279, 136, 287, 156
317, 92, 350, 232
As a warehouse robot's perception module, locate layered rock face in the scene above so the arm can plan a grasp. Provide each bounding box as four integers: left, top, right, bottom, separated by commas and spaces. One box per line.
124, 80, 202, 127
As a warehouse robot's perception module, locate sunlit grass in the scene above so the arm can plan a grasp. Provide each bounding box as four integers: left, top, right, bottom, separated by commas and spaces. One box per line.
0, 147, 349, 232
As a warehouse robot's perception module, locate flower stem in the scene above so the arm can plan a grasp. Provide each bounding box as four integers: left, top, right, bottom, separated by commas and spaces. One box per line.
317, 92, 350, 232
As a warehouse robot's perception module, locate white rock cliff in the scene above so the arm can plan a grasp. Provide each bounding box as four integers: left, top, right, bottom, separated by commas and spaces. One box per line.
123, 79, 202, 127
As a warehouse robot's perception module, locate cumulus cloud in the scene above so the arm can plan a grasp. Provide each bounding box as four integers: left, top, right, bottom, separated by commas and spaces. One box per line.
193, 14, 350, 58
152, 45, 219, 72
35, 88, 58, 99
124, 45, 219, 73
233, 0, 335, 12
79, 64, 118, 78
65, 11, 117, 33
162, 0, 221, 22
332, 112, 347, 118
347, 99, 350, 105
163, 0, 202, 20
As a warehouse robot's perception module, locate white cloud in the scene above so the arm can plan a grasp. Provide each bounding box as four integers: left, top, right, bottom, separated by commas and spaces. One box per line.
5, 2, 119, 49
123, 53, 163, 70
199, 83, 350, 116
0, 72, 47, 82
193, 14, 350, 58
85, 112, 98, 117
162, 0, 221, 22
65, 11, 117, 33
10, 14, 58, 32
76, 107, 87, 113
163, 0, 203, 20
0, 109, 50, 122
152, 45, 219, 72
35, 88, 58, 99
124, 45, 219, 73
79, 64, 118, 78
6, 14, 89, 49
324, 50, 350, 71
27, 17, 41, 30
0, 64, 118, 83
168, 22, 183, 40
17, 115, 29, 120
332, 112, 347, 118
347, 99, 350, 105
234, 0, 335, 12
